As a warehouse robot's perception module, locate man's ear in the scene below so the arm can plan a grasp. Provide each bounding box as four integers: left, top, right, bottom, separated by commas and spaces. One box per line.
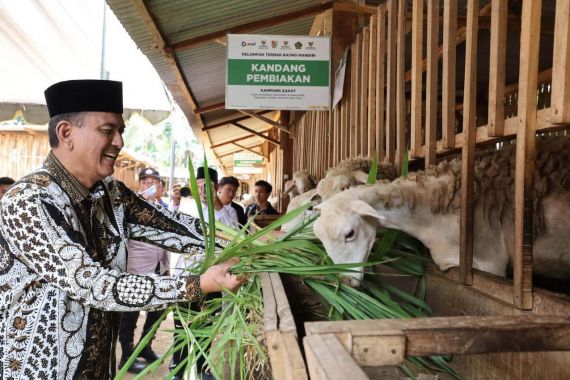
55, 120, 74, 149
350, 200, 385, 226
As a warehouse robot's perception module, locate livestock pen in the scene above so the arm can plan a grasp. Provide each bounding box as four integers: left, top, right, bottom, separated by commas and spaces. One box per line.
289, 1, 570, 379
105, 0, 570, 378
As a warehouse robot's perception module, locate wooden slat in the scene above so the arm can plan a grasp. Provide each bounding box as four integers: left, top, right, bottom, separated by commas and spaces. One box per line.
354, 35, 362, 156
304, 334, 369, 380
368, 17, 377, 157
266, 331, 308, 380
386, 0, 398, 164
410, 0, 424, 158
232, 122, 280, 145
488, 0, 508, 136
376, 5, 387, 161
350, 41, 358, 157
195, 101, 225, 115
514, 0, 541, 310
425, 0, 439, 166
551, 0, 570, 123
459, 0, 479, 285
306, 316, 570, 367
238, 110, 290, 133
360, 27, 370, 156
442, 0, 457, 149
261, 272, 277, 331
396, 0, 407, 171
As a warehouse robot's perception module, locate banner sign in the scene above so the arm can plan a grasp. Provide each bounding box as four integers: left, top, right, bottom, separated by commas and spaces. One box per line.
233, 152, 264, 174
226, 34, 331, 110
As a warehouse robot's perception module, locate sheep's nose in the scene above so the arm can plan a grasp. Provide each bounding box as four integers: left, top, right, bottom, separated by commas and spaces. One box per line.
341, 276, 361, 287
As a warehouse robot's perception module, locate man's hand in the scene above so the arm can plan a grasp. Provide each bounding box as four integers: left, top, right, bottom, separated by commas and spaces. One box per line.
171, 184, 182, 206
200, 258, 247, 294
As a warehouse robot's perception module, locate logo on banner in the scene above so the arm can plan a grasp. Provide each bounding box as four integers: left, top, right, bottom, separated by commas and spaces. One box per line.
307, 41, 316, 50
259, 40, 268, 49
271, 40, 278, 48
295, 41, 303, 49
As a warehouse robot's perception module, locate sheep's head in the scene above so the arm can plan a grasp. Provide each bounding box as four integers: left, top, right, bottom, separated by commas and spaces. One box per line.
316, 170, 369, 200
313, 197, 385, 287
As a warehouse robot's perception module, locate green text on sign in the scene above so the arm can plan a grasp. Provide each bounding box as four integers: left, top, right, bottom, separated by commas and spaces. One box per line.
228, 59, 329, 86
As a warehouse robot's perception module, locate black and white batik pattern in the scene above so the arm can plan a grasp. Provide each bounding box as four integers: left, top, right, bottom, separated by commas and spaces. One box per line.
0, 152, 210, 379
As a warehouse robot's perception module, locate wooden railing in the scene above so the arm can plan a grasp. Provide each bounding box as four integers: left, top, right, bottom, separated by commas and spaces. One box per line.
291, 0, 570, 310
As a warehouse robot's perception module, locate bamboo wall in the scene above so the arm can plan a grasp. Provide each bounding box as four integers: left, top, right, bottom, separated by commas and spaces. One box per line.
0, 130, 146, 190
290, 0, 570, 310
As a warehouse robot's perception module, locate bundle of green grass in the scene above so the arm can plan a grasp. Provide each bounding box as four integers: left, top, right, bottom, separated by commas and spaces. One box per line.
118, 154, 462, 380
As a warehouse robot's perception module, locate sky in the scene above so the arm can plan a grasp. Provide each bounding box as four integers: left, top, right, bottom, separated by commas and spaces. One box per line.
0, 0, 171, 110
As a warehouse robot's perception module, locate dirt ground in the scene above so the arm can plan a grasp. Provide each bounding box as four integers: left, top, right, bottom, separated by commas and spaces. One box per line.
116, 311, 178, 380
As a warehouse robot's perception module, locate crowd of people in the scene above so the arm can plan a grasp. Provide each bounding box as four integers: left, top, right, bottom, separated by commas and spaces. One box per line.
0, 79, 282, 379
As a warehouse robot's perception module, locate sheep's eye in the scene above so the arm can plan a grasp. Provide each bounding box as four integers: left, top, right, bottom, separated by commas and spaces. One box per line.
344, 229, 355, 242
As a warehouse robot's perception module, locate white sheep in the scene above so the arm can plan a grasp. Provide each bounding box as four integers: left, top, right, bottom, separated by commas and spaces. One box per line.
314, 137, 570, 286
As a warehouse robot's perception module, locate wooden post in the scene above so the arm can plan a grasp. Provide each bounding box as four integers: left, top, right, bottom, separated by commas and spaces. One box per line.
368, 16, 377, 157
396, 0, 406, 171
425, 0, 439, 167
488, 0, 508, 137
459, 0, 479, 286
551, 0, 570, 124
386, 0, 397, 164
442, 0, 457, 149
355, 35, 362, 156
350, 42, 357, 158
376, 5, 386, 161
410, 0, 424, 158
514, 0, 541, 310
360, 27, 370, 157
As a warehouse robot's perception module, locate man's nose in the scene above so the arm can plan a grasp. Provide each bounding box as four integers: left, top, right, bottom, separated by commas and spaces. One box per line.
113, 130, 124, 149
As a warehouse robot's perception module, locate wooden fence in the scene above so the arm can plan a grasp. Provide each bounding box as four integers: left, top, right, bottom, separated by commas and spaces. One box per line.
290, 0, 570, 310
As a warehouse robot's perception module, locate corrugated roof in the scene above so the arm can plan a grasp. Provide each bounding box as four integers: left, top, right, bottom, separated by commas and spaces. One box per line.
107, 0, 320, 172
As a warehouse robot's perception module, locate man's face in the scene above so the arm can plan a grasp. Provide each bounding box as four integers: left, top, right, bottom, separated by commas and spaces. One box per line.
0, 184, 11, 200
139, 177, 160, 200
197, 178, 217, 201
254, 186, 269, 203
218, 184, 237, 205
68, 112, 124, 185
156, 182, 165, 199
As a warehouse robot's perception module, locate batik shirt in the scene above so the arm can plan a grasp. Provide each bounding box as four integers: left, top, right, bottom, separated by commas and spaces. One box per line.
0, 152, 219, 379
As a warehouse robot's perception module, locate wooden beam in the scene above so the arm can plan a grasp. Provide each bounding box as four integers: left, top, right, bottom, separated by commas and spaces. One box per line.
360, 26, 370, 156
195, 101, 225, 115
442, 0, 457, 149
410, 0, 424, 158
203, 110, 272, 131
171, 3, 333, 51
304, 334, 369, 380
396, 0, 407, 171
459, 0, 479, 286
210, 134, 261, 149
488, 0, 508, 136
376, 4, 387, 161
238, 110, 290, 133
402, 2, 493, 83
514, 0, 541, 310
367, 15, 378, 157
232, 121, 280, 146
333, 2, 377, 16
425, 0, 439, 166
305, 315, 570, 365
386, 0, 397, 164
551, 0, 570, 123
232, 142, 268, 159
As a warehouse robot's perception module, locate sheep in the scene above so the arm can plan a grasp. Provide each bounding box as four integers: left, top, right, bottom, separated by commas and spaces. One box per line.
282, 170, 317, 200
281, 159, 397, 232
316, 157, 397, 200
314, 137, 570, 286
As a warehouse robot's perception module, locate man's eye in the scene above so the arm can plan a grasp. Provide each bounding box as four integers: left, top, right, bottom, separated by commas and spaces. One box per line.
101, 129, 112, 135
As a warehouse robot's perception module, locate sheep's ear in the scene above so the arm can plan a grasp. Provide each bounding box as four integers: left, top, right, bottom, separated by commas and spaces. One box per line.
309, 192, 322, 203
353, 171, 369, 185
351, 200, 386, 225
282, 182, 297, 197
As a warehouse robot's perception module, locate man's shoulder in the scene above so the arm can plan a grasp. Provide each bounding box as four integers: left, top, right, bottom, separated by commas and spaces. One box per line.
231, 202, 244, 212
2, 169, 55, 202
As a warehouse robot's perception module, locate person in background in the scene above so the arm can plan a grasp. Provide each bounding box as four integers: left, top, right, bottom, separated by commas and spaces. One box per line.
196, 167, 239, 229
157, 178, 169, 208
218, 176, 247, 228
118, 168, 173, 373
0, 80, 244, 379
0, 177, 15, 200
246, 180, 279, 217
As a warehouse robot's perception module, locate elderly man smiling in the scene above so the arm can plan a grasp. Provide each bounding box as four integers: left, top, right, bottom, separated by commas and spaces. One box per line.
0, 80, 244, 379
